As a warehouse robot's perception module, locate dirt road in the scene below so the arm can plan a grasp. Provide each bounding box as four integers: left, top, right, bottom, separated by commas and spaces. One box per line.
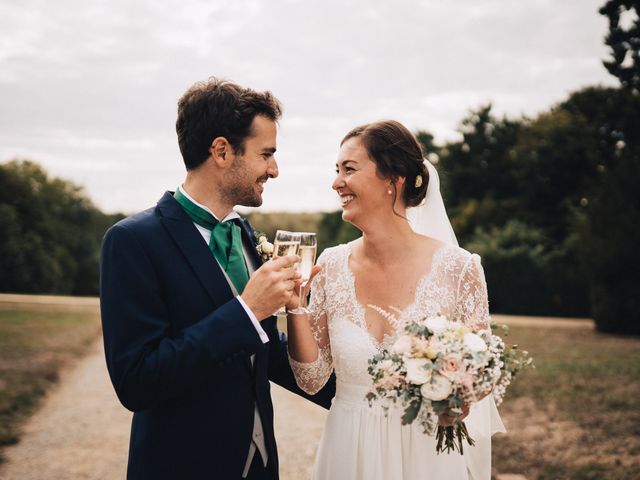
0, 339, 327, 480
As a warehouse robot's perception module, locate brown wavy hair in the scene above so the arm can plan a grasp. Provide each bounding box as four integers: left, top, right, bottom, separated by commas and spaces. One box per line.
176, 77, 282, 170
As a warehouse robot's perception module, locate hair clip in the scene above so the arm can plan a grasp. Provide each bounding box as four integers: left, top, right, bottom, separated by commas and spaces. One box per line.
414, 174, 423, 188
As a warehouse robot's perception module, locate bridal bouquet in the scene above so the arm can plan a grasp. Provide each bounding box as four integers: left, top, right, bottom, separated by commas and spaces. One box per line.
366, 313, 533, 454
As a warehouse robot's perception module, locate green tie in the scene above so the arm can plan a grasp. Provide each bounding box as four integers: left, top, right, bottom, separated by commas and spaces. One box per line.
174, 189, 250, 293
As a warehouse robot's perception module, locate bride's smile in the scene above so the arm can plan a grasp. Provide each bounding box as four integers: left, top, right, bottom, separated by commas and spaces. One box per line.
333, 136, 396, 225
339, 193, 355, 206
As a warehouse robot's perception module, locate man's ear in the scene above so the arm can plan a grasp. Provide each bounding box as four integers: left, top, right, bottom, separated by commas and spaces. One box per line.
209, 137, 233, 168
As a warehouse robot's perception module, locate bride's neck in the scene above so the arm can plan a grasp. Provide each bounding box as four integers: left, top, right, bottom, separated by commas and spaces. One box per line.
359, 216, 415, 266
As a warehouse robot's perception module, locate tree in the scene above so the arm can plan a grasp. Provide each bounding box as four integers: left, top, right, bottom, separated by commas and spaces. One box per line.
567, 87, 640, 334
508, 102, 601, 240
466, 221, 589, 316
415, 130, 441, 159
600, 0, 640, 93
435, 105, 522, 242
0, 159, 124, 295
317, 211, 360, 255
575, 152, 640, 334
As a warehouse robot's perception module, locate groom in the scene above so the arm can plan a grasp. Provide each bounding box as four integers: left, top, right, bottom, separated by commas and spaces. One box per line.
100, 78, 335, 479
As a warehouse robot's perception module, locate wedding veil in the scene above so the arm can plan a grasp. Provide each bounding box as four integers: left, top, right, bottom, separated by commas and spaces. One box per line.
407, 159, 505, 480
407, 160, 458, 246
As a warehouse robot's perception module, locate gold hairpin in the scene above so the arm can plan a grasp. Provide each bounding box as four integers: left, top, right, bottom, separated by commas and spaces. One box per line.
415, 175, 423, 188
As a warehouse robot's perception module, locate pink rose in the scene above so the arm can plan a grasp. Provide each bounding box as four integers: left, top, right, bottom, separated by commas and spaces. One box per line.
443, 354, 462, 373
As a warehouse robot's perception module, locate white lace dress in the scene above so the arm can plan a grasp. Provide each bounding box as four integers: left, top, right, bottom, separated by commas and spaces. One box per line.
289, 241, 505, 480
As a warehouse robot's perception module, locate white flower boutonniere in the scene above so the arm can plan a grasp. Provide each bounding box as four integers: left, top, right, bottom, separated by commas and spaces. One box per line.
253, 231, 274, 261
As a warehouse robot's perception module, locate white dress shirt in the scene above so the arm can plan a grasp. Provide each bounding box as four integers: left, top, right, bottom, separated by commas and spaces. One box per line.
176, 186, 269, 344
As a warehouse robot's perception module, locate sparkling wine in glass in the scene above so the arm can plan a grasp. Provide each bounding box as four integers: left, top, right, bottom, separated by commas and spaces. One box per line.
273, 230, 301, 316
289, 232, 317, 314
274, 240, 300, 257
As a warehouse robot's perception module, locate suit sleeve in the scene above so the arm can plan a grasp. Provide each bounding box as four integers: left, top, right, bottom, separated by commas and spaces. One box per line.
100, 223, 264, 412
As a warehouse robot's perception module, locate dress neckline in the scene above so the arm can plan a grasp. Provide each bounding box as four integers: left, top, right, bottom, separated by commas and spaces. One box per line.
342, 241, 451, 349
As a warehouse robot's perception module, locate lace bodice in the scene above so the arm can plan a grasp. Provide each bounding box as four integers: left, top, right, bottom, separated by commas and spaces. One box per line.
289, 241, 491, 395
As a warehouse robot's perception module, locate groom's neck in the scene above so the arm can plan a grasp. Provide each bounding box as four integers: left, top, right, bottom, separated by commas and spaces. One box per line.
182, 174, 234, 220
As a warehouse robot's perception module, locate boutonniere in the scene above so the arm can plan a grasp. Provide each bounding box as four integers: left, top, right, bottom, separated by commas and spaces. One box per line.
253, 230, 274, 261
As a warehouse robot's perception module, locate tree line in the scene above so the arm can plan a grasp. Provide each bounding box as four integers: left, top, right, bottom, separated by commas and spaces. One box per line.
0, 160, 124, 296
436, 0, 640, 334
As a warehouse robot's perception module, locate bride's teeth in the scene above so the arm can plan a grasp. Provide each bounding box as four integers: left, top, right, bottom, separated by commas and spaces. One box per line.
341, 195, 354, 206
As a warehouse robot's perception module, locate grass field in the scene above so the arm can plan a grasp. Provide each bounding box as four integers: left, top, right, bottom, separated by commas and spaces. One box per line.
0, 306, 100, 462
492, 323, 640, 480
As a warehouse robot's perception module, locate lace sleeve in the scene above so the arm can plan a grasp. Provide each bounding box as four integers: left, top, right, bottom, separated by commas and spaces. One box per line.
455, 254, 490, 331
288, 253, 333, 395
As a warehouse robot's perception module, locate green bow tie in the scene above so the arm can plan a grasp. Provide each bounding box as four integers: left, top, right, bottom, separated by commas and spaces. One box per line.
174, 189, 249, 293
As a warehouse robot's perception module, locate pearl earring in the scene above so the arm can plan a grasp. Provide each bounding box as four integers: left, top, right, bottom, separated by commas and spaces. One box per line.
387, 189, 393, 195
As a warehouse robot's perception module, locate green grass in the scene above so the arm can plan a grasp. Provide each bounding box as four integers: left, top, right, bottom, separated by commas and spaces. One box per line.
492, 324, 640, 480
0, 307, 100, 462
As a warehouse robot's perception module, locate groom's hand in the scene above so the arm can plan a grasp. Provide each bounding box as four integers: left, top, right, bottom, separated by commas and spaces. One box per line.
241, 255, 301, 320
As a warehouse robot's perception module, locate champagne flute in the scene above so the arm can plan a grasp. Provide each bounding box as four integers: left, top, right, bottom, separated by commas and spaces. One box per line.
288, 232, 317, 314
272, 230, 301, 316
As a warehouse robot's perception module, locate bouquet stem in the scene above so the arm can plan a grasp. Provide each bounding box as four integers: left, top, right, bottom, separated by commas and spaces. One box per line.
435, 421, 475, 455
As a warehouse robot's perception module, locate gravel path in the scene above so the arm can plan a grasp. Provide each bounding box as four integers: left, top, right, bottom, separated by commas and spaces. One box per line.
0, 337, 327, 480
0, 340, 130, 480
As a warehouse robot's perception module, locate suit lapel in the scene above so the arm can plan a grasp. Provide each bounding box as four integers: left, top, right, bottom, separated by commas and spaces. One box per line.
157, 192, 235, 309
236, 218, 271, 374
236, 218, 263, 271
158, 193, 266, 376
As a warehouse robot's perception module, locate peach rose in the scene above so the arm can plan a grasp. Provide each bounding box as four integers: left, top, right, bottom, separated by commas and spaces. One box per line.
443, 354, 462, 373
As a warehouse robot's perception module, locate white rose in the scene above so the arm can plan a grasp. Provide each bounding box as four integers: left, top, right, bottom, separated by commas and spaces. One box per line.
424, 315, 449, 333
420, 374, 453, 401
405, 358, 431, 385
463, 332, 488, 352
258, 235, 267, 244
392, 335, 413, 355
261, 241, 274, 254
379, 359, 395, 372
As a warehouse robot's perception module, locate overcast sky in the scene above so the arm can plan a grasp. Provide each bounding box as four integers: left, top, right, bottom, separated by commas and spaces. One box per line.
0, 0, 617, 214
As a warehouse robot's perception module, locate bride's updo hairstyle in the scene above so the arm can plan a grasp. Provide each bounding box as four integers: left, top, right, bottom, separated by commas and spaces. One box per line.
340, 120, 429, 209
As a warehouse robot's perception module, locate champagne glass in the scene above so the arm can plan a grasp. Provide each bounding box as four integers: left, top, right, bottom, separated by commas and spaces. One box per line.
272, 230, 301, 316
288, 232, 317, 314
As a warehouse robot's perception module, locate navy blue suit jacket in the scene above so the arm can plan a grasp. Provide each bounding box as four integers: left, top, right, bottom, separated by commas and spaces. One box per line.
100, 192, 335, 479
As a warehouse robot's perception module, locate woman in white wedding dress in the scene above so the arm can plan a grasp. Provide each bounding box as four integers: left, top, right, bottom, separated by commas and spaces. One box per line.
286, 120, 505, 480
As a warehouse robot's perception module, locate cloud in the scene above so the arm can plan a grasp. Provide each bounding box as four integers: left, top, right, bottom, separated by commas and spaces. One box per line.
0, 0, 618, 213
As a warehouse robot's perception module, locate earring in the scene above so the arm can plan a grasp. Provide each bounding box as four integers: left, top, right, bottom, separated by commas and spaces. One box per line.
387, 189, 393, 195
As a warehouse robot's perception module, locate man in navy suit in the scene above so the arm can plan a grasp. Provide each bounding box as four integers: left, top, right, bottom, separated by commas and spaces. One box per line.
100, 78, 335, 479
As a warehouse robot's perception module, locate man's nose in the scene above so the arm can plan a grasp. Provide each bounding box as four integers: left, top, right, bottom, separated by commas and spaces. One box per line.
268, 157, 279, 179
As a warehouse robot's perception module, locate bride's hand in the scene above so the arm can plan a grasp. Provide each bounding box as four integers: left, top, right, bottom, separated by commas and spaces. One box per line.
438, 405, 470, 426
437, 387, 493, 426
285, 265, 322, 311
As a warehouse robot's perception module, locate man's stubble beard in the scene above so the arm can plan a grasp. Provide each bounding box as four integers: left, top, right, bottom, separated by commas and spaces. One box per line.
222, 156, 263, 208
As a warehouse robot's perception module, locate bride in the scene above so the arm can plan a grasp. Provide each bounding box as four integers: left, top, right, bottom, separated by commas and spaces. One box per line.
285, 120, 505, 480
